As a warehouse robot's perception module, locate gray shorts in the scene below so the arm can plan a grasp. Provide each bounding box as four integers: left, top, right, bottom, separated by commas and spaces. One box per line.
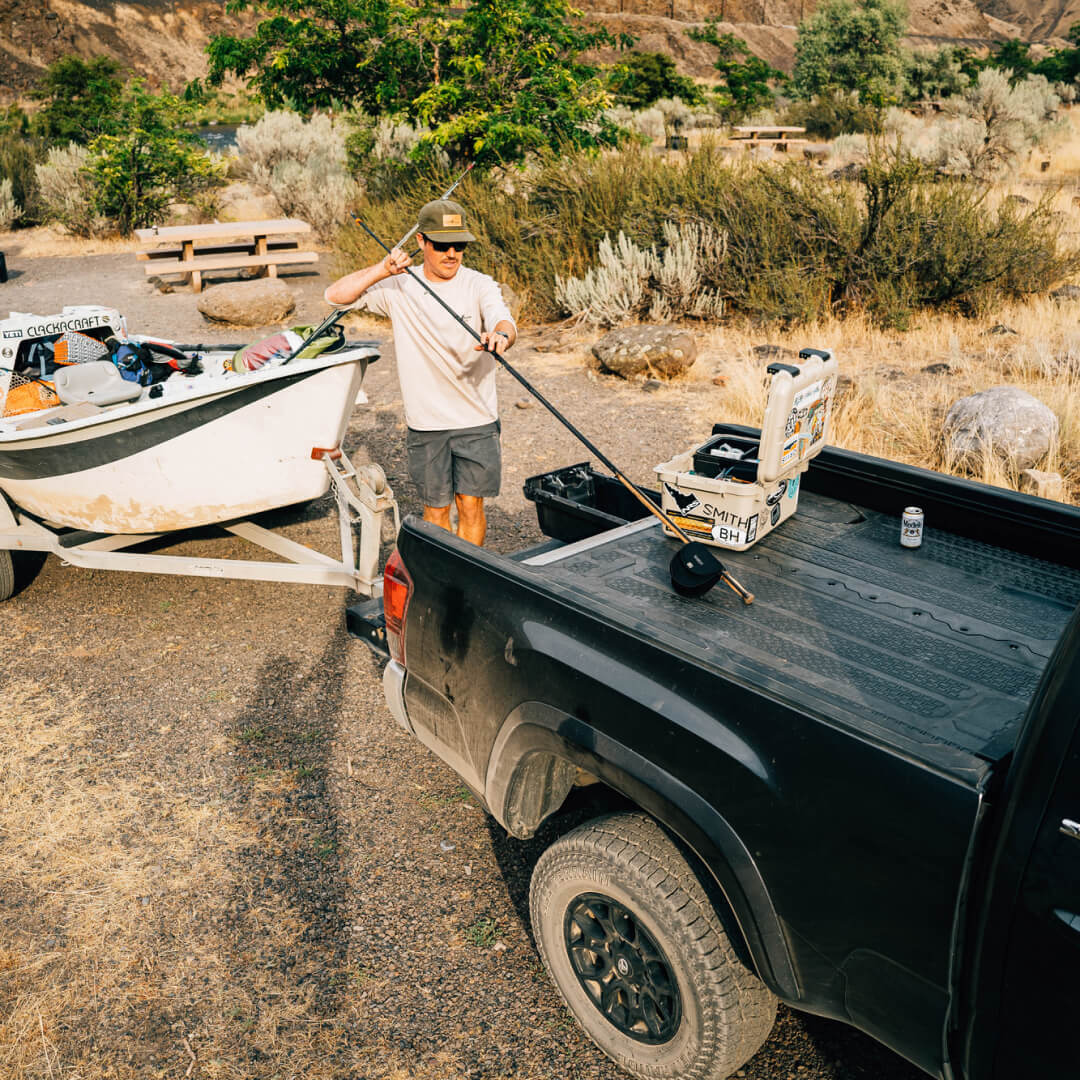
406, 420, 501, 507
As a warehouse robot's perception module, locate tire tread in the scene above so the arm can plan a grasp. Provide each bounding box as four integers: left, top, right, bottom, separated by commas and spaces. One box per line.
530, 811, 777, 1080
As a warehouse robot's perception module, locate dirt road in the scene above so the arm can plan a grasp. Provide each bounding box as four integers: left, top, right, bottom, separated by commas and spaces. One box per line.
0, 255, 924, 1079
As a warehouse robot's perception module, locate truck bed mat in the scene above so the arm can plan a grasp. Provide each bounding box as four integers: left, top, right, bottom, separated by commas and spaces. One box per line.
533, 491, 1080, 772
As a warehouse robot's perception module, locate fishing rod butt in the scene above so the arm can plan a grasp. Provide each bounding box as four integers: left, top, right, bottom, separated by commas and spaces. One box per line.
723, 573, 754, 605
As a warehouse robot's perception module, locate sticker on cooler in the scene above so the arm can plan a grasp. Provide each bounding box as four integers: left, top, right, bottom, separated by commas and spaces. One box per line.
668, 513, 713, 537
710, 513, 759, 547
787, 378, 828, 445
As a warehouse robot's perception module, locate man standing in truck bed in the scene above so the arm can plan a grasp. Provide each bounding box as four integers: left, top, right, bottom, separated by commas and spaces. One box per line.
325, 199, 516, 546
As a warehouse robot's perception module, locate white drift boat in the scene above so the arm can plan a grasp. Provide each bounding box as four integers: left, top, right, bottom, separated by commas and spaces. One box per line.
0, 309, 377, 533
0, 307, 399, 602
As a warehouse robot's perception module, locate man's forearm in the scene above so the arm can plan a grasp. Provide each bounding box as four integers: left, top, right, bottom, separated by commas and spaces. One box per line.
324, 261, 391, 307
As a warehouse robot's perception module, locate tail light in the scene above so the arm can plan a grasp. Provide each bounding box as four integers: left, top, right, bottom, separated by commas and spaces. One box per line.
383, 548, 413, 666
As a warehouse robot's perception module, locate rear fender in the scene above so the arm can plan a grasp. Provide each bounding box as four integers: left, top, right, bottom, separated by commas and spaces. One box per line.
485, 701, 800, 1001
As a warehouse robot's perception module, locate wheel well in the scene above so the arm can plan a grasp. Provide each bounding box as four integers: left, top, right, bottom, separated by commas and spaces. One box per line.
502, 750, 758, 977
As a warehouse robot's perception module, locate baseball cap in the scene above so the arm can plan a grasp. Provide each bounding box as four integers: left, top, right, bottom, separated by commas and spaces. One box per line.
416, 199, 477, 243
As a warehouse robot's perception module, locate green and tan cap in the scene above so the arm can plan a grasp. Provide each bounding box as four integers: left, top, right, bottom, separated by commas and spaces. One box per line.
416, 199, 477, 243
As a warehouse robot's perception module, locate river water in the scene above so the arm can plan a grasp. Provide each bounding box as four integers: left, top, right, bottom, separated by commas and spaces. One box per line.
196, 124, 240, 151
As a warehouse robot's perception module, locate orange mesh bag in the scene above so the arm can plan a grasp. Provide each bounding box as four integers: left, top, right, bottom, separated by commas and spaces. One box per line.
1, 371, 60, 417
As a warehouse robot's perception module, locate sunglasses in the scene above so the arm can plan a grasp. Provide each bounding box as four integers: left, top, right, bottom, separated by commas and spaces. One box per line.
427, 238, 469, 253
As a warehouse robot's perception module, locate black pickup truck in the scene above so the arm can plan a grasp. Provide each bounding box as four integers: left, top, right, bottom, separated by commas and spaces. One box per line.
350, 425, 1080, 1080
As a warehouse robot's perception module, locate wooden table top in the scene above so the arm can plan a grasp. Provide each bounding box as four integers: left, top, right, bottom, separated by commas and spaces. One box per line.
731, 126, 807, 136
134, 219, 312, 244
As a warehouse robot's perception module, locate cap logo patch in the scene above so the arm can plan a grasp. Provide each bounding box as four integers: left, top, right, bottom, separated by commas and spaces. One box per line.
442, 214, 463, 227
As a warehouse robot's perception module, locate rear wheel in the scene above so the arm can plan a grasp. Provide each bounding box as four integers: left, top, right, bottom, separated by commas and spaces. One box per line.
529, 812, 776, 1080
0, 550, 13, 602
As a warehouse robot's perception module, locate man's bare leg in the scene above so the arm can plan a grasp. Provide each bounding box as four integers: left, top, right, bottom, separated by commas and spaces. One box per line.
423, 504, 452, 531
455, 494, 486, 546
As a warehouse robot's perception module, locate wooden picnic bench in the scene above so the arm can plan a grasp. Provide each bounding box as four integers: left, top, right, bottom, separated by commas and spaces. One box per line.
729, 126, 808, 153
134, 219, 318, 293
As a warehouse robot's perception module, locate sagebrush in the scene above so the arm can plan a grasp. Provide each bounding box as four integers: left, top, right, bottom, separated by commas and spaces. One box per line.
0, 178, 19, 230
336, 142, 1078, 326
556, 223, 727, 325
34, 143, 101, 236
238, 111, 358, 239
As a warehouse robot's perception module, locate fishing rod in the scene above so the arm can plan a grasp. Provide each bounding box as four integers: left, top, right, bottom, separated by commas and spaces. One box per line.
279, 163, 476, 366
354, 217, 754, 604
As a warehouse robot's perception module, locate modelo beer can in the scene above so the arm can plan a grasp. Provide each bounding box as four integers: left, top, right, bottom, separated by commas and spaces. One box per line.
901, 506, 924, 548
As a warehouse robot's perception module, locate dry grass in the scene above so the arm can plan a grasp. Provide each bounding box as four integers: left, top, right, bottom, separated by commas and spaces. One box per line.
0, 678, 362, 1079
690, 297, 1080, 502
0, 225, 134, 258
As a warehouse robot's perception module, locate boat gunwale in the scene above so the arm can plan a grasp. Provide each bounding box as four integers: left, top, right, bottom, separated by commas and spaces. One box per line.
0, 346, 378, 446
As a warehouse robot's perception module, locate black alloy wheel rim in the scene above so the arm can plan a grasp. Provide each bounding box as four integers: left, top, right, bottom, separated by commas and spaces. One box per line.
563, 892, 682, 1044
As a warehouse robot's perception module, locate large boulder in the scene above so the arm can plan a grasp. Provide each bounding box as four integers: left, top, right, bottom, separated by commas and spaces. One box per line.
591, 325, 697, 380
197, 279, 296, 326
943, 386, 1058, 469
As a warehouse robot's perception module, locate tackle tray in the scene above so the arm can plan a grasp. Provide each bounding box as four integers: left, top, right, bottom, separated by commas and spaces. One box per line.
523, 462, 655, 543
691, 434, 761, 481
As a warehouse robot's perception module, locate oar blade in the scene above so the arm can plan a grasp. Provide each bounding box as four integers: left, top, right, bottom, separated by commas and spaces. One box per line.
669, 542, 725, 598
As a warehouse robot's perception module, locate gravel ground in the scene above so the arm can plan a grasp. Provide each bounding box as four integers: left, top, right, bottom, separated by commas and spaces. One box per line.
0, 255, 926, 1079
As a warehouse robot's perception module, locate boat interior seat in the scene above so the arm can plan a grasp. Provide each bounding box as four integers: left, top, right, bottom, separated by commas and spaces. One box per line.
54, 361, 144, 407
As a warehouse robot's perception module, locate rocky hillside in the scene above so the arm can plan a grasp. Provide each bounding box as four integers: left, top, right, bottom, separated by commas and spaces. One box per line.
2, 0, 1077, 102
0, 0, 253, 99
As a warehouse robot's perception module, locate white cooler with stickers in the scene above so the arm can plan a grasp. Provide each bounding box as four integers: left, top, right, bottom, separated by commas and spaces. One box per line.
654, 348, 839, 551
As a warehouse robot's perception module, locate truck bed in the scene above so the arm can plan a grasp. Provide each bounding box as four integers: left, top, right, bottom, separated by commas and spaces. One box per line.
521, 487, 1080, 779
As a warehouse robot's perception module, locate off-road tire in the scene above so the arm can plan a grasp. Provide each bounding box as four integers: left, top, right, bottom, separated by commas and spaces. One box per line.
0, 550, 13, 603
530, 812, 776, 1080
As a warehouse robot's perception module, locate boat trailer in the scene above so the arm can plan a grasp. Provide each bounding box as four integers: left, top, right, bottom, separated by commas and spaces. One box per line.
0, 448, 399, 601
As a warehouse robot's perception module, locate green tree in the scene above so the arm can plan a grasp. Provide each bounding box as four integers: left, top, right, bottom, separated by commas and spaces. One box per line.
984, 39, 1034, 84
208, 0, 624, 167
609, 52, 704, 108
31, 56, 125, 144
902, 46, 969, 101
1033, 23, 1080, 84
792, 0, 908, 106
411, 0, 622, 165
86, 82, 225, 232
207, 0, 450, 113
687, 24, 782, 119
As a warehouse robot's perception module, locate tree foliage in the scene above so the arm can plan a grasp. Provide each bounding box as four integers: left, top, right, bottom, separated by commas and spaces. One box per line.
902, 46, 969, 102
207, 0, 448, 113
31, 56, 125, 145
609, 52, 703, 109
792, 0, 908, 106
208, 0, 624, 166
86, 82, 224, 232
1032, 23, 1080, 85
686, 24, 781, 119
410, 0, 622, 165
983, 39, 1034, 84
782, 90, 883, 139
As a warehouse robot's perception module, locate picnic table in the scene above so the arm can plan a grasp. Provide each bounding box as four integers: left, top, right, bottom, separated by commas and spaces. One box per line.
729, 125, 808, 152
134, 219, 319, 293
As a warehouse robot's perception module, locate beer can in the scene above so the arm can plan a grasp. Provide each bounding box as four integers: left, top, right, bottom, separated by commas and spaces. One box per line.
900, 506, 924, 548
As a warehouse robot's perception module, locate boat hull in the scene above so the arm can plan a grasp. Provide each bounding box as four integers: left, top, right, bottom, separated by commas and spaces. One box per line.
0, 355, 367, 533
